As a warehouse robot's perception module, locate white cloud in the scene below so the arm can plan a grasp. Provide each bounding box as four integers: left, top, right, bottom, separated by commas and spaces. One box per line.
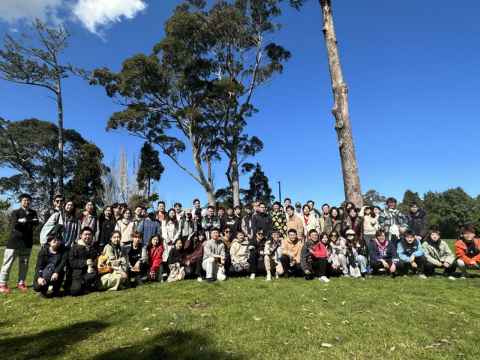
73, 0, 147, 34
0, 0, 63, 23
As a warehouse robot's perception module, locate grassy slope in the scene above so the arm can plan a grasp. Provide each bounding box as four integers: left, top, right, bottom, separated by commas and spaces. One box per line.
1, 247, 479, 360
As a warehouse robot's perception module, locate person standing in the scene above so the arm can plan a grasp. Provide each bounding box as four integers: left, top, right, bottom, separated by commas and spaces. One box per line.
379, 198, 407, 243
0, 194, 40, 294
406, 202, 428, 240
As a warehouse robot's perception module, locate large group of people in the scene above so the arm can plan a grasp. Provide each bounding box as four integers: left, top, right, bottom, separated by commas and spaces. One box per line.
1, 193, 479, 297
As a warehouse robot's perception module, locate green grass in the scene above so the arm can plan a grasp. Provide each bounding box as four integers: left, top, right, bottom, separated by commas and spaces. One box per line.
1, 246, 479, 360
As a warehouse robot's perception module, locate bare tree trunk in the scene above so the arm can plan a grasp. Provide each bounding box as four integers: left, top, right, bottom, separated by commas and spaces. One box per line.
56, 79, 65, 196
192, 147, 216, 206
231, 156, 241, 207
319, 0, 363, 207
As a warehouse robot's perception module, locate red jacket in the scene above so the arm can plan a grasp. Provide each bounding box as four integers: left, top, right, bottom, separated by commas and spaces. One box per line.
148, 245, 164, 273
455, 238, 480, 266
311, 242, 328, 259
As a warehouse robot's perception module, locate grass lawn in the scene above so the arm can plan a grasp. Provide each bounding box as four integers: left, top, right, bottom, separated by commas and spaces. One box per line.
1, 246, 479, 360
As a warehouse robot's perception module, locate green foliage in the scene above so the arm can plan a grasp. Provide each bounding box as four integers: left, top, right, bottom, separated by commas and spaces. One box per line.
362, 189, 386, 207
64, 143, 106, 207
399, 190, 424, 213
0, 118, 105, 209
243, 163, 274, 205
423, 187, 480, 238
137, 142, 164, 196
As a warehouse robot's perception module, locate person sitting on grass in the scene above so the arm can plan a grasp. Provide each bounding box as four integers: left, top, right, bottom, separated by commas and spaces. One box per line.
147, 234, 164, 282
422, 226, 457, 279
280, 229, 303, 277
397, 229, 427, 278
183, 231, 206, 282
167, 239, 186, 282
247, 229, 269, 280
264, 230, 283, 281
455, 224, 480, 278
202, 228, 226, 282
33, 232, 68, 298
301, 230, 330, 283
368, 230, 397, 276
229, 230, 252, 277
98, 231, 128, 291
68, 227, 99, 296
345, 229, 368, 278
127, 231, 148, 286
327, 230, 348, 277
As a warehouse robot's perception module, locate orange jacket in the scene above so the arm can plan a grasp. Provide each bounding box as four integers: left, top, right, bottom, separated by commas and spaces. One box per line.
455, 238, 480, 266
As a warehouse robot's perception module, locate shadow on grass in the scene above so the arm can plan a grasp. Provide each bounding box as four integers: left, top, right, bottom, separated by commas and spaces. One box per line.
0, 320, 108, 359
93, 330, 244, 360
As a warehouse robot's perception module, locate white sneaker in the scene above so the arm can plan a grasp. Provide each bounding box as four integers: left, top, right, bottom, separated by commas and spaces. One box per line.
250, 273, 256, 280
275, 273, 280, 280
460, 275, 466, 280
419, 274, 427, 279
319, 276, 330, 283
197, 277, 203, 283
266, 274, 272, 281
448, 276, 456, 281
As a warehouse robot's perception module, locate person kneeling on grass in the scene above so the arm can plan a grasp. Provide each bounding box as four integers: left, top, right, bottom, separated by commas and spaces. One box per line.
264, 230, 283, 281
422, 226, 457, 279
167, 239, 186, 282
397, 230, 427, 278
68, 227, 99, 296
301, 230, 330, 283
98, 231, 128, 291
368, 230, 397, 276
229, 230, 253, 277
147, 234, 164, 282
280, 229, 303, 277
455, 224, 480, 278
33, 232, 68, 298
127, 231, 148, 287
202, 228, 226, 282
327, 231, 348, 277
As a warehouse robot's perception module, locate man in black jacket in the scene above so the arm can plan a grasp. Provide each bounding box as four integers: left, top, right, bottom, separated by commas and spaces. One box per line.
33, 232, 68, 297
406, 203, 428, 240
68, 227, 99, 296
251, 202, 272, 238
0, 193, 39, 294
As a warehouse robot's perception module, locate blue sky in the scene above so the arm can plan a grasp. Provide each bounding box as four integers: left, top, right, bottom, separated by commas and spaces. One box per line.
1, 0, 479, 207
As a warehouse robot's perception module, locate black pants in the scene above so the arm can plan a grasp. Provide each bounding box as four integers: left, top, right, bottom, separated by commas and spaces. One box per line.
33, 273, 64, 296
280, 255, 302, 277
397, 256, 426, 275
70, 271, 98, 296
305, 258, 328, 280
371, 260, 395, 274
424, 261, 457, 276
185, 260, 203, 278
248, 251, 266, 275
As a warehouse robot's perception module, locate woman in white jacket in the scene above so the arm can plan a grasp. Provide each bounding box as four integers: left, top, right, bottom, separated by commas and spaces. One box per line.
162, 209, 181, 264
115, 208, 135, 250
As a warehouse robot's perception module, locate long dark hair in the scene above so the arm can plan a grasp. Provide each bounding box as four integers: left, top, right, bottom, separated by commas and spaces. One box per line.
330, 207, 339, 220
166, 208, 178, 225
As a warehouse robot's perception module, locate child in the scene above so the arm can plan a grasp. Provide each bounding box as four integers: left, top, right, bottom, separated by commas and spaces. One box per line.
264, 230, 283, 281
368, 230, 397, 276
33, 233, 68, 298
455, 225, 480, 277
397, 230, 427, 278
147, 234, 164, 281
422, 226, 456, 279
229, 231, 252, 276
0, 193, 39, 294
167, 239, 186, 282
301, 230, 330, 283
345, 229, 368, 278
328, 231, 348, 276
